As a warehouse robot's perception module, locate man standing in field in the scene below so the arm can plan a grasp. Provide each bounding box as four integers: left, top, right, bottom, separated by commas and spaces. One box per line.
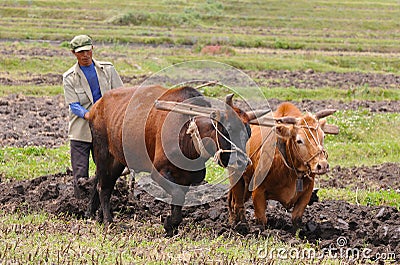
63, 35, 124, 198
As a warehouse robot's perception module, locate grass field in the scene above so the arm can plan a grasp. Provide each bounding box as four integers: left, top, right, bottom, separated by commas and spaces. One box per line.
1, 0, 399, 264
1, 0, 400, 52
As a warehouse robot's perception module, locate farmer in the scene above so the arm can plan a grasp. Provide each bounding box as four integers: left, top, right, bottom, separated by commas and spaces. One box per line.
63, 35, 124, 198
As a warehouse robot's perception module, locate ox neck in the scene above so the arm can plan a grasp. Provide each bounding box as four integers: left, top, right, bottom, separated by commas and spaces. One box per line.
185, 117, 246, 168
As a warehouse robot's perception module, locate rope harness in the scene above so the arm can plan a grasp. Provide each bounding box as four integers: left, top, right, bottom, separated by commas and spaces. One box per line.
186, 117, 251, 167
186, 119, 212, 158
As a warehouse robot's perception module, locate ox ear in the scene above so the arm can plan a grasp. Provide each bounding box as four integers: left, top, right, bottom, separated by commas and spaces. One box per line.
210, 110, 222, 122
319, 118, 327, 129
225, 93, 234, 107
275, 124, 294, 139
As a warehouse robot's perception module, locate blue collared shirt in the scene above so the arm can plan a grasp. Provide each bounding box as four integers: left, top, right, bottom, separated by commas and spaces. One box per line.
80, 62, 102, 103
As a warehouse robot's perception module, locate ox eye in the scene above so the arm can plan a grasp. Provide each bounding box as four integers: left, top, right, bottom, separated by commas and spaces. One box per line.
296, 138, 304, 145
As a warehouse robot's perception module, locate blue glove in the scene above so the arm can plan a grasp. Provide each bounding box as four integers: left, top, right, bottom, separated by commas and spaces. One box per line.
69, 102, 89, 119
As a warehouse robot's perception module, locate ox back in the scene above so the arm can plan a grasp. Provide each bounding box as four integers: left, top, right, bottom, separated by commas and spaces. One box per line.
89, 85, 209, 173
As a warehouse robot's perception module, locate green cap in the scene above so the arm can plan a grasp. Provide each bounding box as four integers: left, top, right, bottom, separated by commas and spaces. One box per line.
70, 35, 93, 52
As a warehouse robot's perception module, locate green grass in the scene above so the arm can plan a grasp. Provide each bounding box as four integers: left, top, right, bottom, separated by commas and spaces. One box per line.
0, 144, 95, 181
325, 110, 400, 167
0, 145, 69, 181
319, 188, 400, 210
1, 0, 399, 53
203, 86, 400, 101
263, 87, 400, 101
204, 159, 228, 184
3, 41, 400, 85
3, 40, 400, 87
0, 85, 63, 97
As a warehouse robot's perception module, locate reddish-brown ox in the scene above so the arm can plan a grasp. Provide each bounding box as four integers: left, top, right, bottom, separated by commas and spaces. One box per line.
86, 85, 268, 236
228, 102, 338, 228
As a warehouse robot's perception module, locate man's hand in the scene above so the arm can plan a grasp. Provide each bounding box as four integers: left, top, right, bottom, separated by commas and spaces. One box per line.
84, 112, 90, 120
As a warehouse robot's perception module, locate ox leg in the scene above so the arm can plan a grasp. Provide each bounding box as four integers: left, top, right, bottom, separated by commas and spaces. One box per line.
127, 170, 136, 202
163, 204, 184, 237
228, 177, 248, 229
227, 190, 234, 221
252, 188, 268, 226
151, 169, 188, 236
291, 181, 314, 229
98, 160, 125, 225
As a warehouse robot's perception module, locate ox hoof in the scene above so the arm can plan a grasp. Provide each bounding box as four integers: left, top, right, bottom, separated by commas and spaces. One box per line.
291, 218, 304, 230
253, 224, 266, 234
84, 209, 94, 220
163, 216, 179, 237
233, 221, 249, 235
84, 209, 103, 223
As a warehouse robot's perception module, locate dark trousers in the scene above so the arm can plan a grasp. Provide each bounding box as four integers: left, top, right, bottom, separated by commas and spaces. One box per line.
70, 140, 94, 185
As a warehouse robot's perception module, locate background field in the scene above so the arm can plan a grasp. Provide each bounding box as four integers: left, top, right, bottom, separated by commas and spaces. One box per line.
0, 0, 399, 264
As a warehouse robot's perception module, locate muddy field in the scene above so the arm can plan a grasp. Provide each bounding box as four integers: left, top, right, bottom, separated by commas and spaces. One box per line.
2, 68, 400, 91
0, 169, 399, 262
1, 71, 399, 262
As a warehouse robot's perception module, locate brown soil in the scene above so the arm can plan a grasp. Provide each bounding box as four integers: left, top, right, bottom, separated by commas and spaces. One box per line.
0, 94, 68, 147
322, 163, 400, 191
252, 69, 400, 90
2, 69, 400, 89
0, 171, 398, 262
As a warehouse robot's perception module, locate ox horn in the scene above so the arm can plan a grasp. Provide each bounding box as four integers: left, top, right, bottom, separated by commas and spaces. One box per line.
314, 108, 339, 135
315, 109, 337, 120
249, 115, 298, 127
225, 93, 234, 107
275, 116, 298, 124
246, 109, 271, 121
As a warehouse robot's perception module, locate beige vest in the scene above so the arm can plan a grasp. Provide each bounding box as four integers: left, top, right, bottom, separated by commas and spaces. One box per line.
63, 59, 123, 142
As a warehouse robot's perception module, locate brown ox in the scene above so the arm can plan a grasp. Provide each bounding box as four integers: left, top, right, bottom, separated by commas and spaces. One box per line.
86, 85, 267, 236
228, 102, 338, 228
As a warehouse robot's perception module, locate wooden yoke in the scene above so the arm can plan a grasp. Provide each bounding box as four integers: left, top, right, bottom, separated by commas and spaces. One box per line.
154, 100, 215, 117
155, 100, 298, 127
155, 100, 340, 134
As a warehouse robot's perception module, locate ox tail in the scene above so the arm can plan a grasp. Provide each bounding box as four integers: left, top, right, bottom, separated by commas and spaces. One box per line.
86, 106, 95, 122
242, 166, 254, 203
244, 182, 251, 202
